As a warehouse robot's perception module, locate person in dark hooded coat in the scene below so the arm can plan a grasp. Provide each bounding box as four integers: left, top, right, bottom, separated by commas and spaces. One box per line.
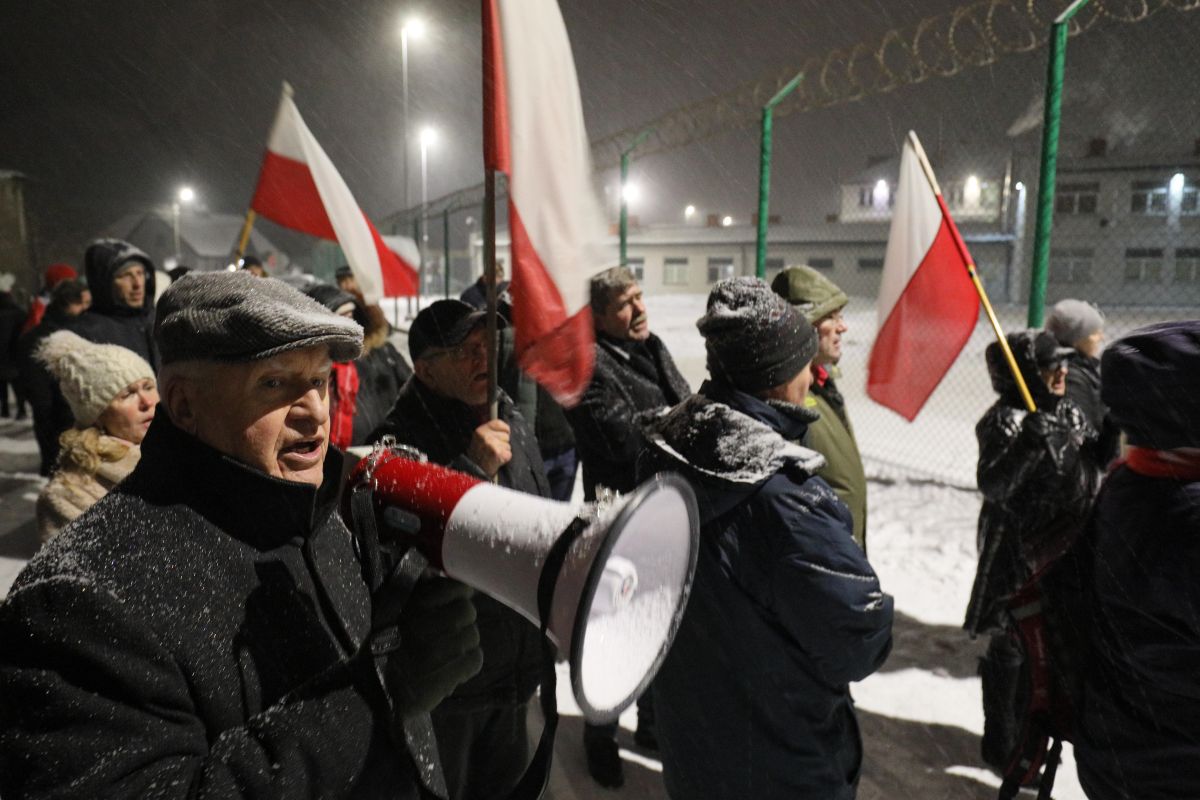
964, 329, 1100, 771
1046, 298, 1120, 473
640, 278, 893, 800
72, 238, 158, 369
1071, 321, 1200, 800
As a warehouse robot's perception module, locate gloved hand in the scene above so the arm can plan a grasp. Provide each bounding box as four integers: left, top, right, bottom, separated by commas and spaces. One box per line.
378, 576, 483, 718
1020, 410, 1065, 441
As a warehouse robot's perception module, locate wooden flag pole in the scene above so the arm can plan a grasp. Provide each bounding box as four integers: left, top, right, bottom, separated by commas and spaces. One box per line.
233, 209, 257, 262
907, 131, 1037, 413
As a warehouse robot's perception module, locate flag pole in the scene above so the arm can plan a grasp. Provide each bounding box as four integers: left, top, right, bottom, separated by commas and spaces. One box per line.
233, 210, 257, 262
484, 170, 500, 423
907, 132, 1037, 413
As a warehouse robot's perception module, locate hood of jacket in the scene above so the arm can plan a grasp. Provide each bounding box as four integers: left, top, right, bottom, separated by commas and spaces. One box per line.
83, 239, 156, 317
642, 379, 824, 519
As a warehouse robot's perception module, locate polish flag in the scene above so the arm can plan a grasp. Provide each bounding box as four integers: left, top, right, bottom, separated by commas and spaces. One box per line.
867, 132, 981, 421
484, 0, 614, 406
249, 84, 418, 305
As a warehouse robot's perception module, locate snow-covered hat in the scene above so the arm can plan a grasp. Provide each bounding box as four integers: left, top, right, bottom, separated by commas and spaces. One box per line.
697, 277, 817, 393
155, 271, 363, 365
36, 330, 155, 427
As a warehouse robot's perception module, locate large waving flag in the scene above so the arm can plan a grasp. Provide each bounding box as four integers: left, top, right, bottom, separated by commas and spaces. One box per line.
249, 84, 418, 305
867, 132, 981, 420
483, 0, 614, 406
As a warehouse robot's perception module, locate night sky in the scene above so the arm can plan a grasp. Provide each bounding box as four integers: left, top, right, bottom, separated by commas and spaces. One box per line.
3, 0, 1198, 264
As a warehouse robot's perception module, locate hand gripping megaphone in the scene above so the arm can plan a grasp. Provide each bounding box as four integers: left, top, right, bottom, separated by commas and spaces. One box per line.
345, 446, 700, 723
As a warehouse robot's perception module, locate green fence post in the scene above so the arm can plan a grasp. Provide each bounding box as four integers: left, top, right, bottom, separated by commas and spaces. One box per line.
1028, 0, 1092, 327
756, 70, 805, 279
619, 128, 654, 267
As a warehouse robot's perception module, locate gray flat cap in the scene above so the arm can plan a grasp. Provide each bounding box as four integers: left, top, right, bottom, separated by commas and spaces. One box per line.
156, 271, 363, 364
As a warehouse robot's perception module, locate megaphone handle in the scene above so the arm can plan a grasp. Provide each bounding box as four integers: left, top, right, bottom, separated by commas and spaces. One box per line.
502, 514, 592, 800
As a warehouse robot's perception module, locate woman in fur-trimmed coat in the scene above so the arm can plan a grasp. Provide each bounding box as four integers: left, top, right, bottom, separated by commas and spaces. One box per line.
37, 427, 141, 541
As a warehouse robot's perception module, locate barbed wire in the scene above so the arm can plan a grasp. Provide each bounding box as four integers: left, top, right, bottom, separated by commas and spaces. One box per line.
390, 0, 1199, 224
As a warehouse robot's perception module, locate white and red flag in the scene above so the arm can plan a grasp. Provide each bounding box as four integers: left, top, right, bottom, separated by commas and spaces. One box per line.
867, 131, 981, 420
249, 84, 418, 305
483, 0, 614, 406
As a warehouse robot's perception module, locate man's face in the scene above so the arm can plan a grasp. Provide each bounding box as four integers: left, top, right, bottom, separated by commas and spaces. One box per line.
1040, 361, 1068, 396
112, 263, 146, 309
416, 326, 489, 407
1076, 330, 1104, 359
596, 283, 649, 342
814, 308, 848, 367
244, 265, 267, 279
337, 275, 360, 295
183, 346, 333, 487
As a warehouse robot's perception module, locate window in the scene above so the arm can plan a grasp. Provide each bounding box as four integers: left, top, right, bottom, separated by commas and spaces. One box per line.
625, 257, 644, 282
1131, 181, 1168, 215
857, 257, 884, 270
1175, 248, 1200, 283
809, 257, 835, 270
1049, 249, 1093, 284
663, 257, 689, 286
1183, 185, 1200, 215
707, 257, 735, 284
1055, 182, 1099, 215
1124, 248, 1164, 283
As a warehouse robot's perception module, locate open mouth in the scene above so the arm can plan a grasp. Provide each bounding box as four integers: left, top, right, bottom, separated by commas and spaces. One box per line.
281, 438, 323, 458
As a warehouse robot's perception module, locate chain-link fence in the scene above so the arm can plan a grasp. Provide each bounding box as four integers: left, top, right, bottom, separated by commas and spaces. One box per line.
372, 0, 1198, 489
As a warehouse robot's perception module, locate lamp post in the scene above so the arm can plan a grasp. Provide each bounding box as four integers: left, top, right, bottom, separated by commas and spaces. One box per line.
399, 16, 426, 213
755, 69, 805, 278
419, 125, 437, 306
172, 185, 195, 264
619, 127, 654, 267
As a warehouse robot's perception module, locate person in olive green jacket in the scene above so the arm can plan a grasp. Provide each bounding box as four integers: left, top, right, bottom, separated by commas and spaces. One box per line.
771, 265, 869, 551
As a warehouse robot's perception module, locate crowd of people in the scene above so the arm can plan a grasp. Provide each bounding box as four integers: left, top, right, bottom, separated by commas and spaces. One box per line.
0, 238, 1195, 800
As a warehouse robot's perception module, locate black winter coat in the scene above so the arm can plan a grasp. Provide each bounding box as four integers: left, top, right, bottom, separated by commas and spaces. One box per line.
640, 380, 894, 800
1074, 464, 1200, 799
72, 241, 158, 369
1063, 351, 1120, 470
0, 412, 417, 799
351, 337, 413, 446
370, 377, 545, 710
0, 292, 23, 381
16, 305, 78, 474
964, 332, 1099, 635
566, 332, 690, 499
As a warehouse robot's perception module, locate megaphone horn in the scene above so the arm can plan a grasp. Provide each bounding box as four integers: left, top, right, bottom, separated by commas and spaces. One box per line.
345, 447, 700, 722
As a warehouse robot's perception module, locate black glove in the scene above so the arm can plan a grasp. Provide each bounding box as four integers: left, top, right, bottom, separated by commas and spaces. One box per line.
376, 575, 483, 718
1020, 410, 1064, 441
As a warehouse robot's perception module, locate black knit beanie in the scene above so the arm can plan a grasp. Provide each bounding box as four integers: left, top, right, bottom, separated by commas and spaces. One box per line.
697, 277, 818, 393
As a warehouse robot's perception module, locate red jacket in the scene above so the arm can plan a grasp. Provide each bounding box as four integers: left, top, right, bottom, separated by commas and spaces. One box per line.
328, 361, 359, 450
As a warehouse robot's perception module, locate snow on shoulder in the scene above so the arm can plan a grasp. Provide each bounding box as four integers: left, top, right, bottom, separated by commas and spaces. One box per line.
643, 394, 824, 486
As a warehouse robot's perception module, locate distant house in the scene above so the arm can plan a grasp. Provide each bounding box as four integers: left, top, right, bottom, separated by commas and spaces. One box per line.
103, 208, 290, 274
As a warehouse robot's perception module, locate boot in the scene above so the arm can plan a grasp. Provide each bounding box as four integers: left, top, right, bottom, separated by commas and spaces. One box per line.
584, 727, 624, 789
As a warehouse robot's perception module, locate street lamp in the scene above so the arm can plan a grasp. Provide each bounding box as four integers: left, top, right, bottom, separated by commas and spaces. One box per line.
172, 185, 195, 263
721, 215, 733, 227
399, 15, 426, 212
685, 204, 696, 221
419, 125, 437, 303
621, 182, 641, 205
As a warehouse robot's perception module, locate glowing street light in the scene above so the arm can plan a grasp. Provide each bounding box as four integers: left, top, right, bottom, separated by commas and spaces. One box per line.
172, 185, 196, 262
178, 185, 195, 205
964, 174, 981, 207
398, 14, 428, 212
872, 179, 889, 209
685, 204, 696, 220
622, 182, 641, 205
721, 215, 733, 227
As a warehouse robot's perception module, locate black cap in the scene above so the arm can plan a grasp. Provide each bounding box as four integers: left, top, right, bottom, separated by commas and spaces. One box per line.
1101, 321, 1200, 449
335, 265, 354, 280
409, 299, 506, 362
1033, 330, 1073, 370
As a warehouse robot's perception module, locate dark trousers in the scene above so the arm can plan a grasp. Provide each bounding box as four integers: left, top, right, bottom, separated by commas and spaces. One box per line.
584, 683, 655, 744
0, 378, 27, 418
542, 447, 578, 503
432, 702, 531, 800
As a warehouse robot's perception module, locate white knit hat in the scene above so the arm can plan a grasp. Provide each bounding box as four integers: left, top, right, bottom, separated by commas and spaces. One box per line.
36, 331, 155, 427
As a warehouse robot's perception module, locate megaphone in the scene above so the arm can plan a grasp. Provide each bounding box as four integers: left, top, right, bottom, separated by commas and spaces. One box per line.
345, 447, 700, 723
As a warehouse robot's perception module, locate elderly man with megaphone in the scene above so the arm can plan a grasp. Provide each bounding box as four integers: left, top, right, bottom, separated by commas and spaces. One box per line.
0, 272, 483, 799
